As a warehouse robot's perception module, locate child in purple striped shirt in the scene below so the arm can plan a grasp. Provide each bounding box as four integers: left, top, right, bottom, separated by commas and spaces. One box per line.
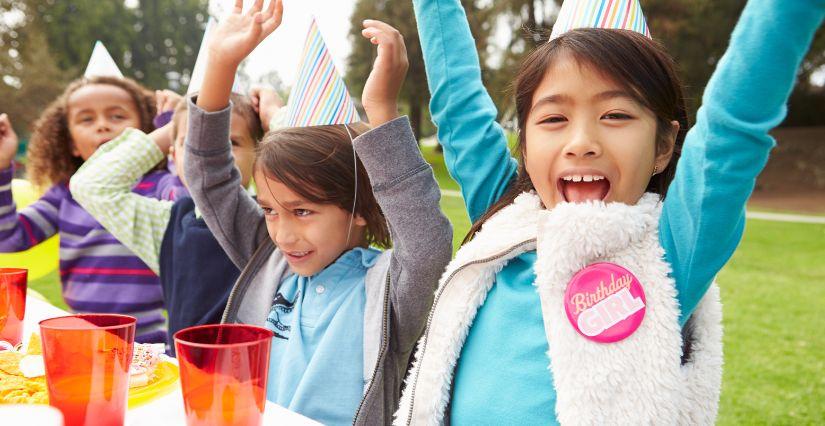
0, 76, 184, 343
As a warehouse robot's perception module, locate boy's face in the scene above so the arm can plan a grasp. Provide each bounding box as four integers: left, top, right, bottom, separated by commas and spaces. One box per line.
523, 54, 678, 209
174, 111, 257, 188
68, 84, 142, 160
253, 168, 368, 277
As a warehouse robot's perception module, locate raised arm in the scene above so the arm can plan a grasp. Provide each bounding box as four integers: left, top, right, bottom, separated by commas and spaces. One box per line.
183, 0, 282, 268
412, 0, 517, 221
358, 21, 453, 350
70, 128, 175, 274
0, 169, 61, 252
355, 117, 453, 353
662, 0, 825, 323
413, 0, 516, 222
0, 113, 59, 251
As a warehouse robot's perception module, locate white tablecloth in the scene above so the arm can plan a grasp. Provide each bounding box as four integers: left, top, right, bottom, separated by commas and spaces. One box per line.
21, 294, 321, 426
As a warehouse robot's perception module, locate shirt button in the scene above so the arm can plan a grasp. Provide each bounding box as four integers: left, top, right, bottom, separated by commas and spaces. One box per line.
315, 285, 325, 294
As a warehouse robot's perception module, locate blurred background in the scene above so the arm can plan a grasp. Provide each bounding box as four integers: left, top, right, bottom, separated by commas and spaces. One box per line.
1, 0, 823, 423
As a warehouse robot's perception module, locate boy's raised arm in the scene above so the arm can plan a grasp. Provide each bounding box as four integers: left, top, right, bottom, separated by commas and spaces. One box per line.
184, 0, 282, 268
356, 20, 453, 352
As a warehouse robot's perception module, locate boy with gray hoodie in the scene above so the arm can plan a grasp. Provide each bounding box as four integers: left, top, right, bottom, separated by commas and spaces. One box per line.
183, 1, 452, 424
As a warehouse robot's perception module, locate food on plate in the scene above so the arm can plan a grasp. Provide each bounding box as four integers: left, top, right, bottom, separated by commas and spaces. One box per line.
0, 335, 167, 404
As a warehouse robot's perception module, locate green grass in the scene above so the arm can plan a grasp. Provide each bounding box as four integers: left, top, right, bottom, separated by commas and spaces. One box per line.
715, 220, 825, 424
27, 148, 824, 423
28, 269, 67, 311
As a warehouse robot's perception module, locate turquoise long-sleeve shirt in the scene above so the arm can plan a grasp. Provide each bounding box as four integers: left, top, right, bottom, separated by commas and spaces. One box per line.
412, 0, 824, 423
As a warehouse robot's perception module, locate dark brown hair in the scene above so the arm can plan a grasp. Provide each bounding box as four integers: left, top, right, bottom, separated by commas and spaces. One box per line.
464, 28, 689, 243
27, 76, 156, 188
171, 93, 263, 144
255, 123, 391, 248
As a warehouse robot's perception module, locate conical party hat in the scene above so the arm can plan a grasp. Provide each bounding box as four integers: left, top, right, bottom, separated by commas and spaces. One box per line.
284, 17, 360, 127
187, 17, 245, 95
550, 0, 651, 41
84, 41, 124, 78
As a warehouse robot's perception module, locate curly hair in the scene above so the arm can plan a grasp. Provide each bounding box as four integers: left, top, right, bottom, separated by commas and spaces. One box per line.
26, 76, 157, 188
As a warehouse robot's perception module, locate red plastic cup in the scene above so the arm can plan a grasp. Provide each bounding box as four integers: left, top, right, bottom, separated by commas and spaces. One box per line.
174, 324, 273, 426
39, 314, 136, 426
0, 268, 27, 348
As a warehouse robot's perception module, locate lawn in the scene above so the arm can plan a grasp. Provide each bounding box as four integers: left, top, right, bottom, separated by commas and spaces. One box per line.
27, 147, 823, 423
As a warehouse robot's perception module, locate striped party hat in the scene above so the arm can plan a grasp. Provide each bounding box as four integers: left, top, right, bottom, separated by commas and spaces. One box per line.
84, 41, 124, 79
550, 0, 651, 41
284, 17, 360, 127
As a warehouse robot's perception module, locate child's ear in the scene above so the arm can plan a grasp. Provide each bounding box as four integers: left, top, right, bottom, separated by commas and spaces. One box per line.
353, 214, 368, 228
654, 120, 680, 173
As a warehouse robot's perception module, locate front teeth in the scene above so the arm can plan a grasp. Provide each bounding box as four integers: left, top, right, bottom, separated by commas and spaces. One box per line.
289, 251, 309, 257
562, 174, 605, 182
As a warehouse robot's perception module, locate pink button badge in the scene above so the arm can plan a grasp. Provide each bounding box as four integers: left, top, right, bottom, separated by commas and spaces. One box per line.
563, 262, 646, 343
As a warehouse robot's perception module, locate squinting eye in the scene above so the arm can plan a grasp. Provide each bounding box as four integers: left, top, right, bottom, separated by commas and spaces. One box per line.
261, 207, 277, 217
539, 116, 567, 124
294, 209, 312, 217
602, 113, 633, 120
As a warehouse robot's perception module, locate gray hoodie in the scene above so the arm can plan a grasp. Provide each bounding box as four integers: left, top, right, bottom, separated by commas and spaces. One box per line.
183, 98, 453, 425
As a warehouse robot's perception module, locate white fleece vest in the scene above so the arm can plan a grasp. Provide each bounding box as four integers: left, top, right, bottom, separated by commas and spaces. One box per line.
395, 193, 723, 426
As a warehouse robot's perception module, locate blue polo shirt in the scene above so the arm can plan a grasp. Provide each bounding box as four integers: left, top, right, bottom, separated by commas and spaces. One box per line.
264, 247, 380, 425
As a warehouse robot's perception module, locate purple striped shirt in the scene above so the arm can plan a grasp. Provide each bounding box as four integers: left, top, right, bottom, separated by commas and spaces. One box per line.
0, 166, 186, 343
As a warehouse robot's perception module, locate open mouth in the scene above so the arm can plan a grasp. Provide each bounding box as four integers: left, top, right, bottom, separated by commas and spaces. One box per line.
284, 250, 313, 263
557, 174, 611, 203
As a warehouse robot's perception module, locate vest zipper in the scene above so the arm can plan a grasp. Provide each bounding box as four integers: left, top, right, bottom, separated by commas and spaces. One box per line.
404, 239, 536, 425
353, 271, 392, 425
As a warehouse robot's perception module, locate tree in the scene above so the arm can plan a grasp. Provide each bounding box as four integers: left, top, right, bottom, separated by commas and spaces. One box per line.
6, 0, 208, 90
127, 0, 209, 90
0, 0, 70, 144
347, 0, 494, 138
0, 0, 210, 143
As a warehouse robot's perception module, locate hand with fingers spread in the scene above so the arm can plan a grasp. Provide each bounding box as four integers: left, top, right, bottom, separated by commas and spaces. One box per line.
198, 0, 283, 112
249, 86, 284, 132
0, 113, 19, 169
208, 0, 284, 69
155, 89, 183, 113
360, 20, 409, 128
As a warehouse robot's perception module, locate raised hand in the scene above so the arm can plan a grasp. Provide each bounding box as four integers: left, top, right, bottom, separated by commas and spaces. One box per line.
249, 86, 284, 132
360, 20, 409, 128
209, 0, 284, 69
0, 113, 19, 169
155, 89, 183, 113
198, 0, 283, 112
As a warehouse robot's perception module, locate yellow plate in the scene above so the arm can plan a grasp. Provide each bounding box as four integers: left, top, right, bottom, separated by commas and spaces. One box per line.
127, 360, 179, 409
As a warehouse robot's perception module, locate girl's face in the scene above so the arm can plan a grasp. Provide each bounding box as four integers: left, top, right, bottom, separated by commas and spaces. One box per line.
254, 168, 368, 277
67, 84, 142, 160
524, 55, 678, 209
173, 111, 256, 188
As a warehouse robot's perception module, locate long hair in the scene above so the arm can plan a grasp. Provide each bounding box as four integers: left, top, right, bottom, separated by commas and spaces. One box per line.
464, 28, 689, 244
27, 76, 156, 188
